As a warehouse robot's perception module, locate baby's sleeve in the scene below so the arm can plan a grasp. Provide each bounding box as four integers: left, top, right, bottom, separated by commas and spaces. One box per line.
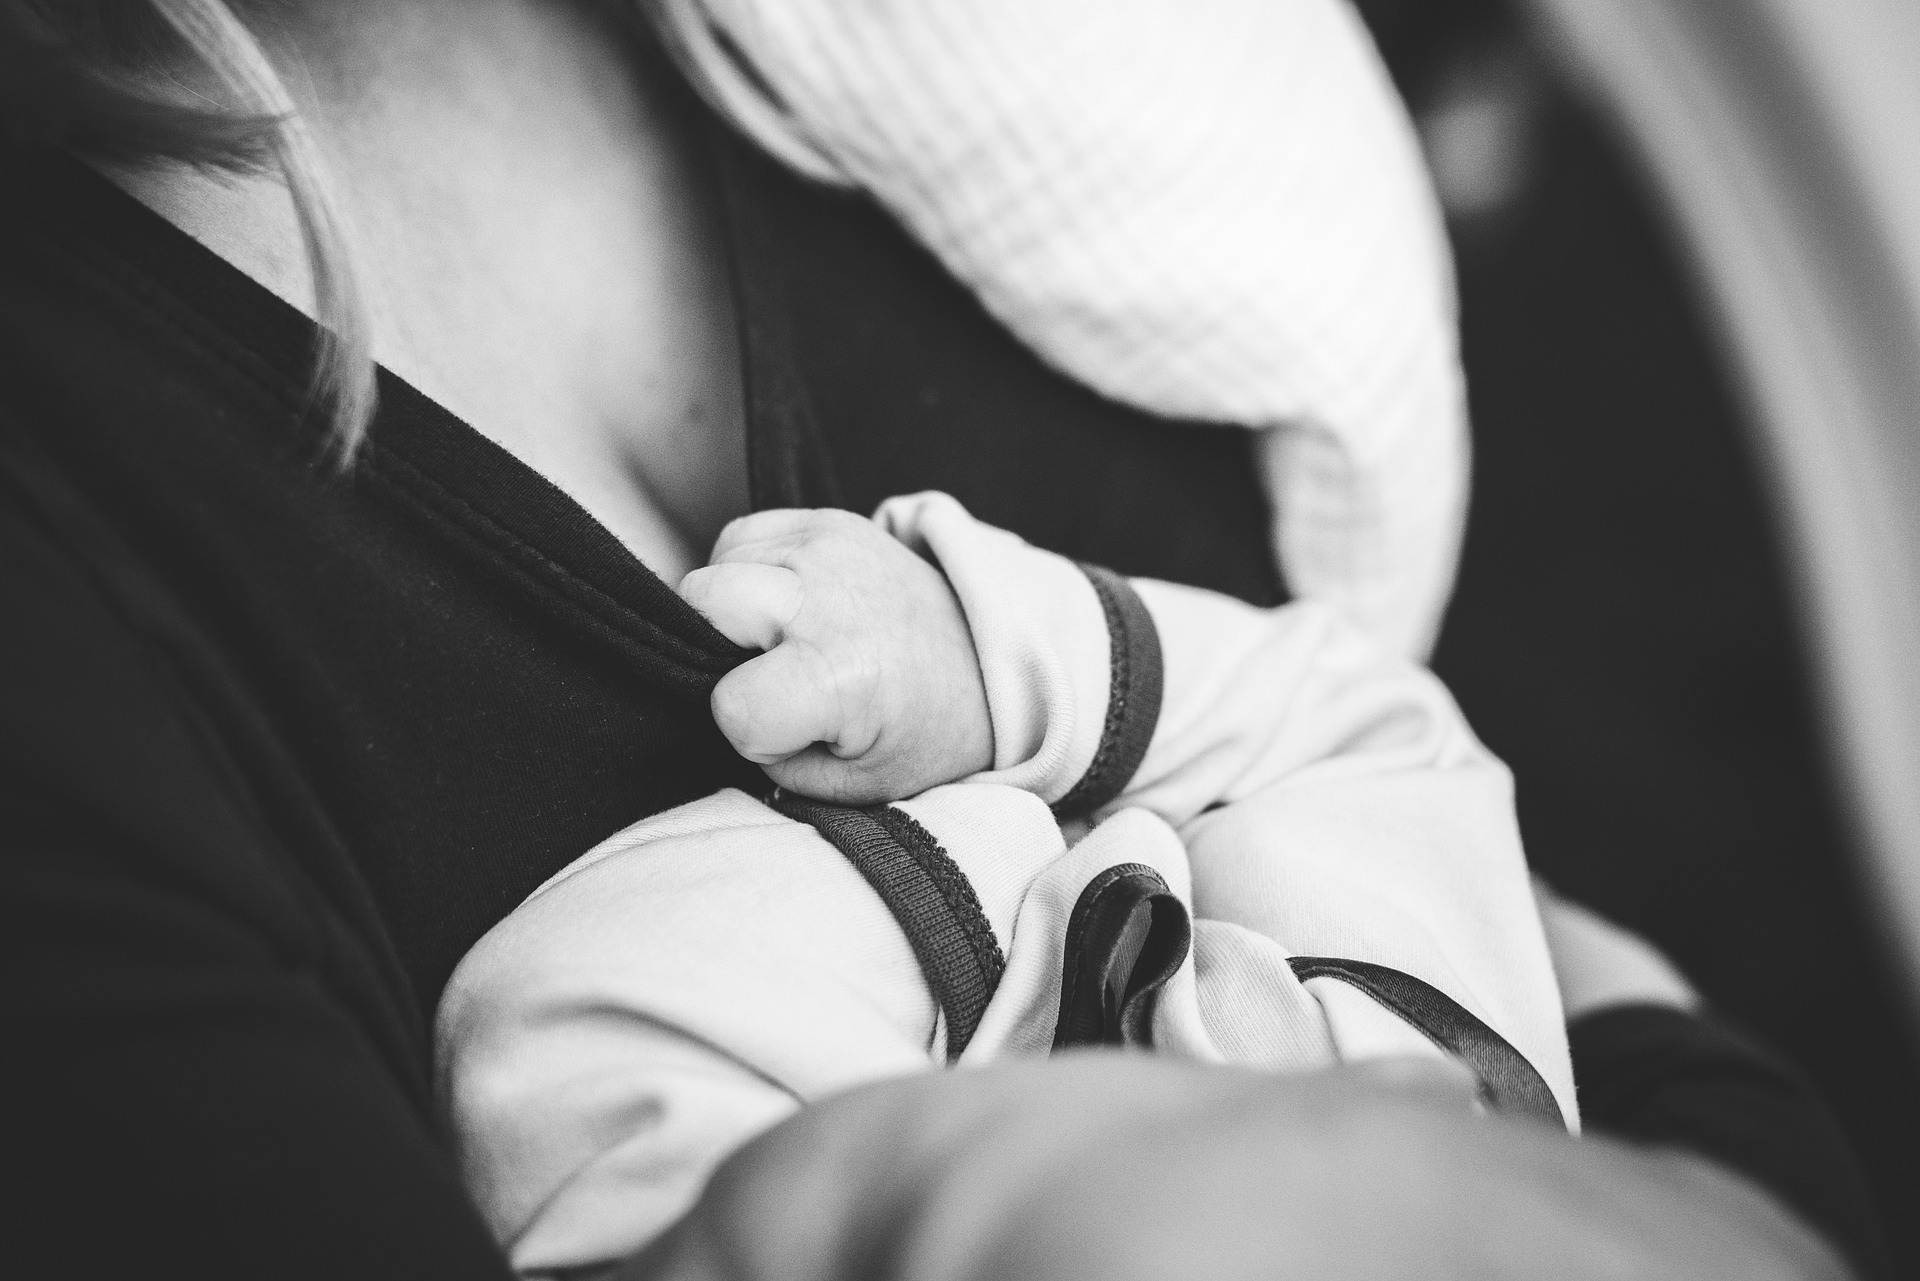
877, 493, 1576, 1123
435, 789, 940, 1276
1102, 566, 1576, 1122
875, 490, 1487, 825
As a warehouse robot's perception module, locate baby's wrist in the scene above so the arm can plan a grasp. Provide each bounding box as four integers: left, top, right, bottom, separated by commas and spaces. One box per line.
873, 493, 1158, 813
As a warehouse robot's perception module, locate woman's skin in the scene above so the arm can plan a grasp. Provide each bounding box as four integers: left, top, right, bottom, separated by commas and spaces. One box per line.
108, 0, 749, 583
104, 0, 1005, 795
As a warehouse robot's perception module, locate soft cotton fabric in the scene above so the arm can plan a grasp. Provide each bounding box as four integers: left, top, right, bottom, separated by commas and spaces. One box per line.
437, 497, 1571, 1276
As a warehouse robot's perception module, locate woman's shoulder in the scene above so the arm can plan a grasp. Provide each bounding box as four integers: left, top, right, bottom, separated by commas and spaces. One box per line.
0, 426, 418, 1020
0, 433, 248, 864
0, 468, 513, 1277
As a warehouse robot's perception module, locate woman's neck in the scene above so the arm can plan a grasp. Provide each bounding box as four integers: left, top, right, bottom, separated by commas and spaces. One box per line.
106, 0, 749, 582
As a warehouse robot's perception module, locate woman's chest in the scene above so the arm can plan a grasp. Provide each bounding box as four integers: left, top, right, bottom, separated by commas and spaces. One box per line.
123, 4, 750, 583
334, 12, 749, 583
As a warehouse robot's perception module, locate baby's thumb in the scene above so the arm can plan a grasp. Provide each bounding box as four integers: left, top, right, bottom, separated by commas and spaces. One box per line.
710, 646, 859, 766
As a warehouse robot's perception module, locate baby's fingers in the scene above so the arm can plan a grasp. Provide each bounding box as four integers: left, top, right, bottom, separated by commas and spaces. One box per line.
710, 644, 872, 766
679, 562, 804, 651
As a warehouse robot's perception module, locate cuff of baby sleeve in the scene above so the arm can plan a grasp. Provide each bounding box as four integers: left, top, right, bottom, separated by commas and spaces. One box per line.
874, 492, 1146, 809
1053, 565, 1163, 817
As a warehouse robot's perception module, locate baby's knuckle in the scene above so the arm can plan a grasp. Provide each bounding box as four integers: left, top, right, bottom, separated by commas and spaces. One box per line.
783, 509, 842, 541
833, 644, 884, 703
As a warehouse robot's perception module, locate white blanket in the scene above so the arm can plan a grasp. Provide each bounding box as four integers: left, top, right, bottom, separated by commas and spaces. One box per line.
643, 0, 1468, 659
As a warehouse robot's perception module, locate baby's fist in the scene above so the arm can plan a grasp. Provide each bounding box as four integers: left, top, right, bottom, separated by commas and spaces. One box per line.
680, 508, 993, 804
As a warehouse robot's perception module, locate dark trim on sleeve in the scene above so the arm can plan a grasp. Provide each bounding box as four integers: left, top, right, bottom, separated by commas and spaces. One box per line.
1288, 956, 1564, 1126
771, 793, 1006, 1060
1052, 863, 1191, 1050
1572, 1003, 1890, 1281
1053, 565, 1164, 818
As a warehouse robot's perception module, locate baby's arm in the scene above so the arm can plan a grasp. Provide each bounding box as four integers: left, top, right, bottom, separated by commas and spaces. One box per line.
436, 790, 926, 1273
679, 494, 1498, 825
679, 495, 1569, 1115
436, 783, 1076, 1276
848, 493, 1480, 819
872, 493, 1575, 1120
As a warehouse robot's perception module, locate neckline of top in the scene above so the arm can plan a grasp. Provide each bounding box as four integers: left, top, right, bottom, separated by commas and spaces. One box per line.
8, 144, 758, 687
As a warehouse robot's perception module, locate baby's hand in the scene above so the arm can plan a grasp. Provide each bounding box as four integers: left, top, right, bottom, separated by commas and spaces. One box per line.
680, 509, 994, 804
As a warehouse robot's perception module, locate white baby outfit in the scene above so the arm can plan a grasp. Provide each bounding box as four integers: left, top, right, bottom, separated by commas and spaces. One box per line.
438, 496, 1572, 1278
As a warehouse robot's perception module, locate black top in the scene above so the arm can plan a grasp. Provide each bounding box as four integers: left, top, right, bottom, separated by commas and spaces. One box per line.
1573, 1005, 1890, 1281
0, 109, 1881, 1276
0, 92, 1280, 1273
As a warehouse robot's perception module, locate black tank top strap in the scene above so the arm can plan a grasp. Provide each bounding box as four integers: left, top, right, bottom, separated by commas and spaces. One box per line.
700, 109, 1288, 608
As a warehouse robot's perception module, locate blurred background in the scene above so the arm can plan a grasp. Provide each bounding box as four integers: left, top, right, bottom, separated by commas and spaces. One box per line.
1349, 0, 1920, 1269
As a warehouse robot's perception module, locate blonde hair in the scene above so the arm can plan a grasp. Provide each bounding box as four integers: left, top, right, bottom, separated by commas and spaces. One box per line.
151, 0, 376, 460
